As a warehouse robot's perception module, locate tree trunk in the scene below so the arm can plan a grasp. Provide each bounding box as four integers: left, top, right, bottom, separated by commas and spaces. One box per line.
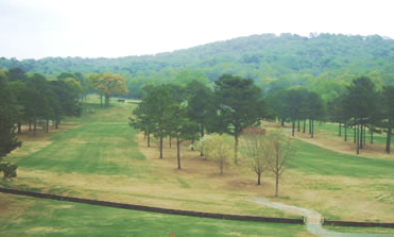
191, 138, 194, 150
275, 173, 279, 198
17, 121, 22, 134
309, 118, 312, 134
291, 120, 295, 136
234, 134, 239, 165
257, 173, 261, 185
200, 124, 204, 156
360, 123, 364, 149
303, 119, 306, 133
297, 120, 300, 132
160, 137, 163, 159
100, 93, 103, 107
46, 119, 49, 133
55, 119, 59, 129
177, 138, 181, 169
354, 125, 356, 143
339, 123, 342, 136
370, 130, 373, 144
281, 118, 285, 127
169, 136, 172, 149
386, 124, 392, 154
344, 123, 347, 142
33, 117, 37, 135
311, 119, 314, 138
356, 123, 360, 155
147, 134, 151, 148
105, 95, 109, 107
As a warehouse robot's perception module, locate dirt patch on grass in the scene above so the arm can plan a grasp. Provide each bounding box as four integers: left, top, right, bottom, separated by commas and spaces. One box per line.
26, 227, 67, 234
0, 193, 36, 222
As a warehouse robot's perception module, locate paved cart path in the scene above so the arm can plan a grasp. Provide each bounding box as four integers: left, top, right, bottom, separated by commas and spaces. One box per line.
248, 197, 394, 237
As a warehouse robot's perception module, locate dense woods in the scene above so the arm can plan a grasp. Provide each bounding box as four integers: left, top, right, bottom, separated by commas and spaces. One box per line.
1, 33, 394, 98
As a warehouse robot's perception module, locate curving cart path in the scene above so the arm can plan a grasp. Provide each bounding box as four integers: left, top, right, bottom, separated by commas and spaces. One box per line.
248, 197, 394, 237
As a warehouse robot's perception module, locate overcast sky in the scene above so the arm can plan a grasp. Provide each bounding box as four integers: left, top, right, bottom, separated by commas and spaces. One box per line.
0, 0, 393, 60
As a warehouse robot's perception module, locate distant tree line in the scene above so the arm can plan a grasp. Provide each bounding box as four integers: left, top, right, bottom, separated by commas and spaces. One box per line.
1, 33, 394, 99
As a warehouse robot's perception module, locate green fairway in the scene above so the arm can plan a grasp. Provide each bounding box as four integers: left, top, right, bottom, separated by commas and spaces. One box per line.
0, 194, 312, 237
289, 139, 394, 179
306, 121, 389, 146
14, 103, 150, 176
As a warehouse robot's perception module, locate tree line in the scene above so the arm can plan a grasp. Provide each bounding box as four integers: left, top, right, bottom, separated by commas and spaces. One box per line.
0, 69, 82, 179
0, 68, 128, 180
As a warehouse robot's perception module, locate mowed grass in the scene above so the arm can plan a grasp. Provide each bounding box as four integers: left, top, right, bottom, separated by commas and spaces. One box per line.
0, 193, 313, 237
2, 95, 394, 230
306, 121, 389, 146
14, 103, 149, 176
289, 139, 394, 179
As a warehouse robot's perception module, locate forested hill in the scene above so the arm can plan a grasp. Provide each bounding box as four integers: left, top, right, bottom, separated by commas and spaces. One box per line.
1, 33, 394, 87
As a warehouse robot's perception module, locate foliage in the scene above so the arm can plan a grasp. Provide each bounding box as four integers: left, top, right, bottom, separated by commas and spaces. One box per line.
192, 135, 213, 159
0, 70, 21, 179
204, 134, 233, 175
381, 85, 394, 153
342, 77, 378, 154
2, 33, 394, 98
207, 74, 266, 164
166, 104, 200, 169
96, 73, 129, 107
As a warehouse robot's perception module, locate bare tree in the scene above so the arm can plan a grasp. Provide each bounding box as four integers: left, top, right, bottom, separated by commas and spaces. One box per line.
206, 134, 233, 175
267, 131, 297, 198
240, 127, 267, 185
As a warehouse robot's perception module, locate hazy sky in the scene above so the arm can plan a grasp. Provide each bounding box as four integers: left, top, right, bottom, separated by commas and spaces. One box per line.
0, 0, 393, 59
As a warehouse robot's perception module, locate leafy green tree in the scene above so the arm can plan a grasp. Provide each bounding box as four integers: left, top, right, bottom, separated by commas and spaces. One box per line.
173, 69, 209, 87
0, 70, 21, 179
207, 74, 266, 164
129, 104, 156, 148
85, 73, 104, 107
186, 80, 213, 155
96, 73, 129, 107
6, 67, 27, 82
328, 96, 348, 140
343, 77, 378, 154
8, 81, 27, 134
167, 105, 200, 169
25, 73, 51, 135
142, 85, 177, 158
306, 91, 325, 138
382, 85, 394, 153
284, 89, 308, 136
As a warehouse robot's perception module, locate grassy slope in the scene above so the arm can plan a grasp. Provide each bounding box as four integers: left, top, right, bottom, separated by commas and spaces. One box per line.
0, 193, 312, 237
1, 97, 393, 235
13, 103, 147, 176
291, 139, 394, 179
